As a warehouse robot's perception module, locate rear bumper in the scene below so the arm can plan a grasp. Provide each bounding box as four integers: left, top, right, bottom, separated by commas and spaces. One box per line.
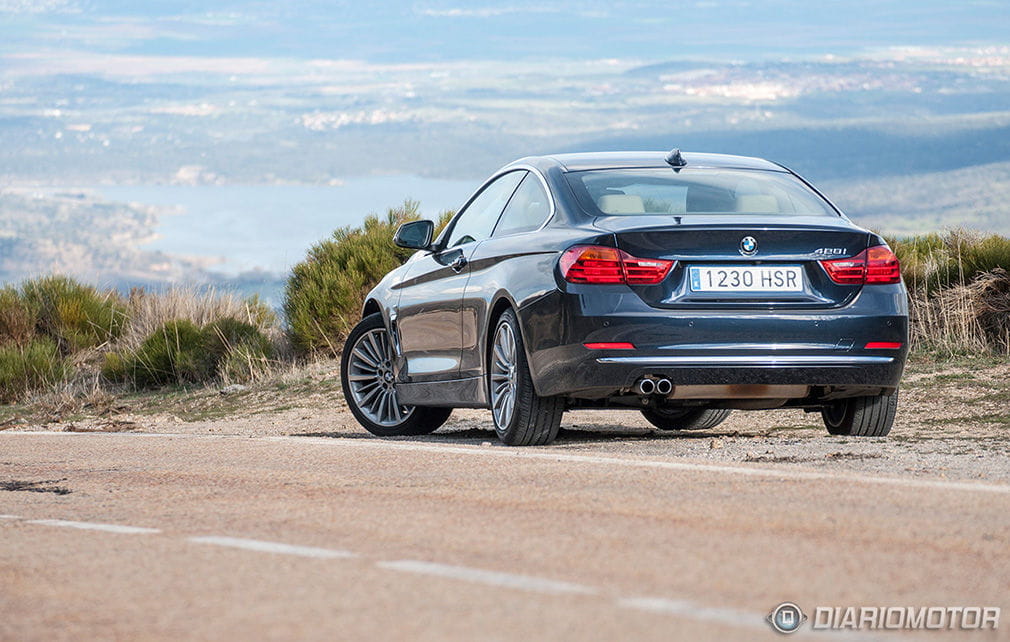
538, 351, 904, 399
519, 284, 908, 400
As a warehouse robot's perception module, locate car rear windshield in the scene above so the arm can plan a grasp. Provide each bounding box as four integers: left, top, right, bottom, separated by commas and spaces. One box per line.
564, 168, 836, 217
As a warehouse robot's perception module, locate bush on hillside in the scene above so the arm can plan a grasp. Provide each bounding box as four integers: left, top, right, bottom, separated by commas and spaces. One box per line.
201, 317, 275, 383
117, 287, 278, 353
0, 287, 36, 347
886, 230, 1010, 357
889, 230, 1010, 293
17, 276, 127, 353
909, 267, 1010, 358
219, 344, 273, 384
284, 200, 453, 355
103, 317, 276, 388
0, 338, 70, 403
103, 319, 208, 388
202, 317, 273, 364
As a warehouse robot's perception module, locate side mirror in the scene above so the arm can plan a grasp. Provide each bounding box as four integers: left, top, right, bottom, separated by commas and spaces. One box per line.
393, 219, 435, 250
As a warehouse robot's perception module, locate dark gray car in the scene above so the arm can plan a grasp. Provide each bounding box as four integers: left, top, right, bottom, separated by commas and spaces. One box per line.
341, 150, 909, 446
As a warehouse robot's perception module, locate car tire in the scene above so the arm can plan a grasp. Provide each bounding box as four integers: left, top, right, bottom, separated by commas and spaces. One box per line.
821, 390, 898, 437
641, 407, 733, 431
488, 308, 564, 446
341, 313, 452, 437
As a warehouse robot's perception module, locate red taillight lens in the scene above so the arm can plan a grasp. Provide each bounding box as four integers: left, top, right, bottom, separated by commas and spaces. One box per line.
820, 245, 901, 285
865, 246, 901, 284
865, 342, 903, 349
560, 245, 674, 285
623, 255, 675, 284
560, 246, 625, 283
820, 253, 866, 284
583, 342, 636, 350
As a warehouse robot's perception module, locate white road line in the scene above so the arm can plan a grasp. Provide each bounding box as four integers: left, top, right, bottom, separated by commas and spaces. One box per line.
377, 559, 597, 596
0, 514, 21, 520
27, 519, 160, 534
619, 597, 764, 630
189, 536, 357, 559
275, 436, 1010, 496
619, 597, 884, 641
9, 431, 1010, 495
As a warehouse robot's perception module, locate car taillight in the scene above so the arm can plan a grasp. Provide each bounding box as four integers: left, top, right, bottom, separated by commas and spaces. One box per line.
864, 246, 902, 284
820, 245, 901, 285
865, 342, 903, 349
560, 245, 674, 285
583, 342, 636, 350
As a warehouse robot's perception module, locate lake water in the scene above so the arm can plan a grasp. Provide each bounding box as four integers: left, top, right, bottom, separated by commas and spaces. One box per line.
89, 176, 476, 277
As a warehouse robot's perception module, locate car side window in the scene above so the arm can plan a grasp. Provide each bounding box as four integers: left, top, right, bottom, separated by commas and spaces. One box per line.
445, 171, 526, 248
493, 172, 551, 237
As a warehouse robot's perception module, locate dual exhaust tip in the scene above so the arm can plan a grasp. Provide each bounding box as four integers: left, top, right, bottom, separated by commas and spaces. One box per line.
636, 376, 672, 396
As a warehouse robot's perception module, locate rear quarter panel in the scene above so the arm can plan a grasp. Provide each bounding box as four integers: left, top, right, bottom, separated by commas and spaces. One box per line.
460, 228, 585, 380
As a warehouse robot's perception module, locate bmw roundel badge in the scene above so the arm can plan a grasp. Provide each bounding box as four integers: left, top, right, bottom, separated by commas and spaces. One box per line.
740, 236, 758, 256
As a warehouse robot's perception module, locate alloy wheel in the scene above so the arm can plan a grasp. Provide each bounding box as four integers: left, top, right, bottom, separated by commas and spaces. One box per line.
346, 328, 414, 427
490, 321, 518, 428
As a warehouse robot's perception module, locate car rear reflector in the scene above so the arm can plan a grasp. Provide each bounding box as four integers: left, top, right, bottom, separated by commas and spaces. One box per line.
583, 342, 636, 350
865, 341, 903, 349
820, 245, 901, 285
561, 245, 674, 285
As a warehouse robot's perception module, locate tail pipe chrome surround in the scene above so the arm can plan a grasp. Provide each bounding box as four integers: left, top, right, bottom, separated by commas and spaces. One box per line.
654, 377, 672, 395
635, 376, 672, 397
635, 378, 656, 395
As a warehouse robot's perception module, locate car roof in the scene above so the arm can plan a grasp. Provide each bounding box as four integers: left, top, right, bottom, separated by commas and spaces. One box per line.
524, 151, 786, 172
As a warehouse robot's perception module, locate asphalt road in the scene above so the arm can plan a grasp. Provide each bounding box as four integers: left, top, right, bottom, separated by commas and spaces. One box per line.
1, 431, 1007, 641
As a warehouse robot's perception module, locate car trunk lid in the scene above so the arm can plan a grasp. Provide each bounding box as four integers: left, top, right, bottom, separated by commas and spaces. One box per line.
595, 215, 871, 309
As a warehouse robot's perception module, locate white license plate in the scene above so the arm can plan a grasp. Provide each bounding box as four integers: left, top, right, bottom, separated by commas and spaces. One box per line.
689, 265, 804, 292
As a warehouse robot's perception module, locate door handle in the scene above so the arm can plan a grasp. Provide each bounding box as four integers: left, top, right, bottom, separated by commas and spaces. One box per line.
450, 255, 467, 272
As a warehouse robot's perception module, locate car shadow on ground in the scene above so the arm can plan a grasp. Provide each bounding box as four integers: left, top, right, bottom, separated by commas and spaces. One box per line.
290, 425, 755, 446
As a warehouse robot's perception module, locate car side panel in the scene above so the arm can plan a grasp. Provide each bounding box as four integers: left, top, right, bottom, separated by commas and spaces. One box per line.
392, 246, 471, 382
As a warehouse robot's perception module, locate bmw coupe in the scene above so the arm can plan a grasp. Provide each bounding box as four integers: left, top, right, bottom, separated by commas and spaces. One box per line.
340, 150, 908, 445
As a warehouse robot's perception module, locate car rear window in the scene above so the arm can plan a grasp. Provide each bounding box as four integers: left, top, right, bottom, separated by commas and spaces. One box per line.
564, 168, 835, 217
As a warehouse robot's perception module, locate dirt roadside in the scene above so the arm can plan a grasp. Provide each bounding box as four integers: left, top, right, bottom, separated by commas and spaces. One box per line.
2, 357, 1008, 482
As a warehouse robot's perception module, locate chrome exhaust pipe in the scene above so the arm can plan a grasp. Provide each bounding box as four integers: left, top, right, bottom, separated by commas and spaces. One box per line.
654, 378, 673, 396
635, 378, 656, 395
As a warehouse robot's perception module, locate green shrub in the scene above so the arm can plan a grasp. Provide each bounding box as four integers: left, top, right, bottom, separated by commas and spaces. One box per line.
0, 287, 36, 347
106, 320, 208, 389
284, 200, 453, 355
18, 276, 126, 353
103, 317, 276, 388
0, 338, 70, 403
201, 318, 274, 383
202, 318, 273, 364
100, 351, 130, 383
219, 344, 272, 383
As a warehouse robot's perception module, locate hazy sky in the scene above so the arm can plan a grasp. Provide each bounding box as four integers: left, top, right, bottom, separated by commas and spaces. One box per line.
1, 0, 1007, 62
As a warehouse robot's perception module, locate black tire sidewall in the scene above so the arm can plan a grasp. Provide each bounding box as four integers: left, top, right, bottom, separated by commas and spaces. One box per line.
488, 308, 563, 446
820, 391, 897, 437
641, 407, 731, 431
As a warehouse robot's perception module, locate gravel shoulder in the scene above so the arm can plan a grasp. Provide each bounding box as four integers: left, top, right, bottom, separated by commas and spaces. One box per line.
3, 357, 1009, 483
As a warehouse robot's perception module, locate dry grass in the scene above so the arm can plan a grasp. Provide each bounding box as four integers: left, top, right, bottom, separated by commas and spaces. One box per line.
117, 286, 282, 353
889, 230, 1010, 358
910, 268, 1010, 358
